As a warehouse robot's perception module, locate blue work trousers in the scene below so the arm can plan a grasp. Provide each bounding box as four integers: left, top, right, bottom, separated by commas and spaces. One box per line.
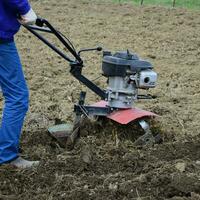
0, 42, 29, 164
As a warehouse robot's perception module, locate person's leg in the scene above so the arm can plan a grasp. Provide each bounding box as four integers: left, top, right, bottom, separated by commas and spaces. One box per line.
0, 42, 29, 164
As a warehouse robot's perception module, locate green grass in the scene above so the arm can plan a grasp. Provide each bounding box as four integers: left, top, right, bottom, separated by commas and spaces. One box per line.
113, 0, 200, 9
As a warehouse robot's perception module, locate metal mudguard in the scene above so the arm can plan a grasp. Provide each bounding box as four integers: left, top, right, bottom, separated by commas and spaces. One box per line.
92, 101, 157, 124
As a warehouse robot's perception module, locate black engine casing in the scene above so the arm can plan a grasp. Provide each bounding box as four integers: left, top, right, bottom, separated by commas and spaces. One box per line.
102, 50, 152, 77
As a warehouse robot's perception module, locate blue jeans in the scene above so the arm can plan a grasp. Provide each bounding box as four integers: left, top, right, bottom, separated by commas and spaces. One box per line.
0, 42, 29, 164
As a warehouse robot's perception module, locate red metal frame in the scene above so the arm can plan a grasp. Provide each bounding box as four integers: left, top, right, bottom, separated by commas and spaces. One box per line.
92, 101, 157, 124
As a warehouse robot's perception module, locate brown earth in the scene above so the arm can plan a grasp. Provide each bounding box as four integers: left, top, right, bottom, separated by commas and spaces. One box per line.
1, 0, 200, 199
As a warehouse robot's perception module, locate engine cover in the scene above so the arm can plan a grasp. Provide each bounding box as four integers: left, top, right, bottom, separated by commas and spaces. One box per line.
102, 50, 152, 77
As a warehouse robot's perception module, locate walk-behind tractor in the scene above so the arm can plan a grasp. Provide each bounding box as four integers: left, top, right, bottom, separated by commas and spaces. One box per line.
24, 18, 160, 148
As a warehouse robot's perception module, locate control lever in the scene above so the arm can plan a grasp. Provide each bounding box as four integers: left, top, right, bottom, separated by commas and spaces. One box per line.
78, 46, 103, 56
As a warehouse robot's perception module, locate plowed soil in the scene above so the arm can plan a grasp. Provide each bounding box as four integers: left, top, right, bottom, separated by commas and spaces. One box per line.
1, 0, 200, 199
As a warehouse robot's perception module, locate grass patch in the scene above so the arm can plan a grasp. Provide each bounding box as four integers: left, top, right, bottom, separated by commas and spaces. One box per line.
113, 0, 200, 9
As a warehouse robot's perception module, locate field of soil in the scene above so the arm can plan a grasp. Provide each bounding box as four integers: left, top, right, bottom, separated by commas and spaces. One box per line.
1, 0, 200, 199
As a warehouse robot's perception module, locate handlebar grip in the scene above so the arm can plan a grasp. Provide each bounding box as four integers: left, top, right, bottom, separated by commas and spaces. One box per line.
35, 18, 45, 27
97, 46, 103, 51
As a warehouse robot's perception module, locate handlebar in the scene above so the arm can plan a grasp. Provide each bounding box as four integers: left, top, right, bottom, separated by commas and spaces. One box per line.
23, 18, 83, 64
24, 18, 103, 67
23, 18, 106, 99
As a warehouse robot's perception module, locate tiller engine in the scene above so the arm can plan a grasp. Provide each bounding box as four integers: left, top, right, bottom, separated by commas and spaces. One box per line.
24, 18, 159, 148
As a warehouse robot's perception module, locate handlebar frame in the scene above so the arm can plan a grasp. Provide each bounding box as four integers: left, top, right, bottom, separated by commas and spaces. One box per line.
24, 18, 106, 99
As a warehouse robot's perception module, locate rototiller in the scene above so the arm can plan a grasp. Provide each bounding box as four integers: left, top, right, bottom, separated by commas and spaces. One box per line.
24, 18, 159, 147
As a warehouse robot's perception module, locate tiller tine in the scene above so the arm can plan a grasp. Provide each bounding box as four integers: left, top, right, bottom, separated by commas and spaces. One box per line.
134, 120, 155, 146
92, 101, 160, 146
